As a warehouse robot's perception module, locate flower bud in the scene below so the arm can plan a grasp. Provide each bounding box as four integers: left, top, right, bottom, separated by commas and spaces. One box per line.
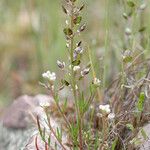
73, 66, 80, 72
93, 78, 101, 86
57, 60, 65, 69
81, 68, 90, 76
140, 3, 146, 10
125, 28, 132, 36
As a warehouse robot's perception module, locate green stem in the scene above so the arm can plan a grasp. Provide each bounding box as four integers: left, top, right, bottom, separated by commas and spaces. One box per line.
103, 0, 110, 89
70, 2, 83, 149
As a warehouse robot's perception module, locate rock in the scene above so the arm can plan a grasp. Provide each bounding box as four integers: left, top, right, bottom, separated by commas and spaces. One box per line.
0, 123, 35, 150
0, 94, 68, 150
2, 95, 32, 128
2, 94, 53, 129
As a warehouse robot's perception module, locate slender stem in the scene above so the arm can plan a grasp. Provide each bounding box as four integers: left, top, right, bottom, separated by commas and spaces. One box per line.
46, 113, 67, 150
88, 46, 102, 103
69, 2, 83, 149
103, 0, 110, 89
49, 90, 72, 134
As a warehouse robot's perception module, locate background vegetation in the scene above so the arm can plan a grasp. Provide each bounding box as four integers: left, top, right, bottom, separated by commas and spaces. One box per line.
0, 0, 150, 107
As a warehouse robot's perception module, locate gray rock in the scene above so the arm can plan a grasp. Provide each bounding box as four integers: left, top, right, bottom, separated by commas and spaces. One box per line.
0, 94, 68, 150
2, 94, 53, 129
0, 122, 35, 150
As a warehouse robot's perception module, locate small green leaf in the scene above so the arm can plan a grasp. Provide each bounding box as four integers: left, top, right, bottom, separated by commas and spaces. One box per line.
73, 16, 82, 25
63, 28, 73, 36
126, 123, 134, 131
111, 138, 118, 150
42, 127, 46, 141
137, 92, 145, 112
123, 56, 133, 63
127, 1, 135, 7
48, 135, 51, 146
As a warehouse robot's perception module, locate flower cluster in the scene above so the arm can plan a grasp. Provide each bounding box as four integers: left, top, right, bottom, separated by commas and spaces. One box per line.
99, 104, 111, 114
42, 71, 56, 82
99, 104, 115, 120
93, 78, 101, 86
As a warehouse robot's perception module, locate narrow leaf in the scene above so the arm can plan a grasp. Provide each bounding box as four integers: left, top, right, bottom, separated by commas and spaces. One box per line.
111, 138, 118, 150
137, 92, 145, 112
73, 16, 82, 25
126, 123, 134, 131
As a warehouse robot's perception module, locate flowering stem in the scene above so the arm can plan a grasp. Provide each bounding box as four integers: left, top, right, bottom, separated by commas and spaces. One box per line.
88, 46, 102, 103
69, 2, 83, 149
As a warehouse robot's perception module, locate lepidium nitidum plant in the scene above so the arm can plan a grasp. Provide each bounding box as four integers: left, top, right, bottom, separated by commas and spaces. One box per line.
37, 0, 115, 150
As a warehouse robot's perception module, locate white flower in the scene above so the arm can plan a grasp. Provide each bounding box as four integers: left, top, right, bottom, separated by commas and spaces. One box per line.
140, 3, 146, 10
40, 101, 50, 107
73, 66, 80, 72
65, 20, 69, 25
93, 78, 101, 86
108, 113, 115, 120
75, 85, 78, 90
42, 71, 56, 82
99, 104, 111, 114
125, 28, 132, 35
69, 65, 72, 69
66, 43, 70, 48
70, 85, 78, 91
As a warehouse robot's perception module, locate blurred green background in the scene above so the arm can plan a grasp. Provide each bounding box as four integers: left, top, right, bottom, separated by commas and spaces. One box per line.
0, 0, 150, 106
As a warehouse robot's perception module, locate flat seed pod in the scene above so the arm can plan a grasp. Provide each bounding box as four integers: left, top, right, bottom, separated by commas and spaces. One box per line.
77, 24, 86, 33
72, 60, 81, 66
79, 4, 85, 11
63, 28, 73, 36
62, 6, 68, 14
